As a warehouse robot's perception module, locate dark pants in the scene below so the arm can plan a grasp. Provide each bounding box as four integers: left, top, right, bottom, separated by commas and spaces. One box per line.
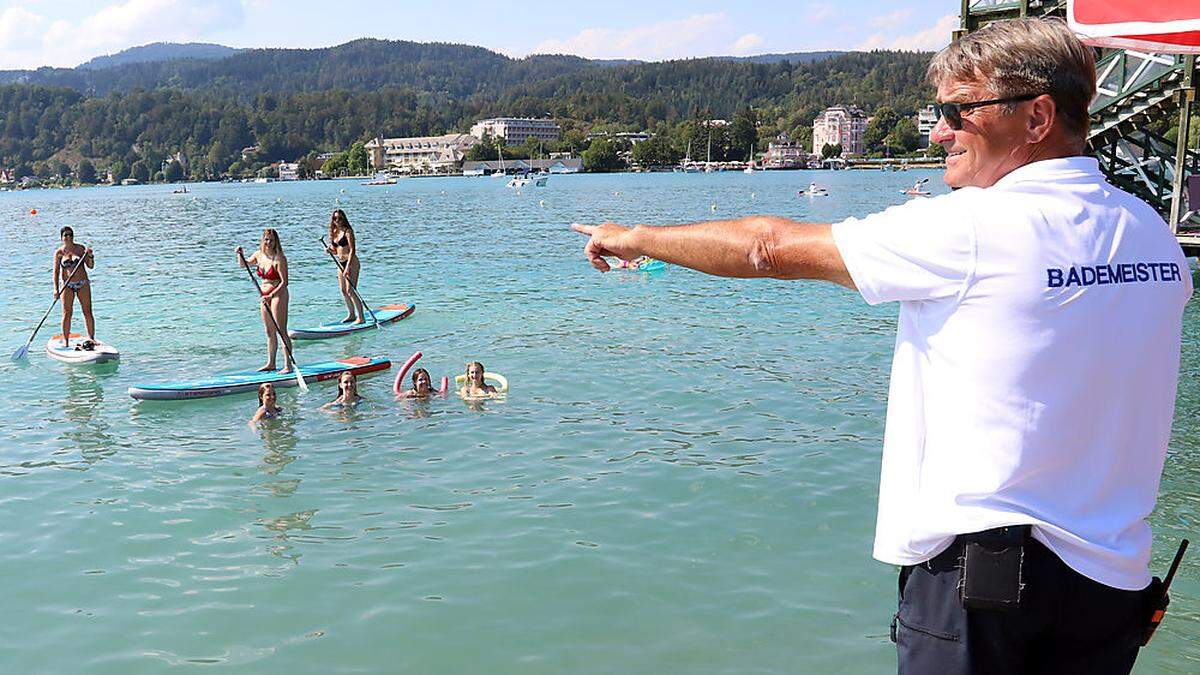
893, 535, 1147, 675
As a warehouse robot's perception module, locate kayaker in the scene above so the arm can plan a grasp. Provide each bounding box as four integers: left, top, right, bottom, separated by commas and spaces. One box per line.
53, 226, 96, 349
236, 228, 295, 373
573, 17, 1189, 674
326, 209, 364, 324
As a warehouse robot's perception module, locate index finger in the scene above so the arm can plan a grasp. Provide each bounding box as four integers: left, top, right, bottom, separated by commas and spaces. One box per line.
570, 223, 595, 235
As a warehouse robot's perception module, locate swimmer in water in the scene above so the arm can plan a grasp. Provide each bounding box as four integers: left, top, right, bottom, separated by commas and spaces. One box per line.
324, 371, 363, 408
459, 361, 498, 398
398, 368, 436, 399
616, 256, 654, 269
250, 383, 282, 425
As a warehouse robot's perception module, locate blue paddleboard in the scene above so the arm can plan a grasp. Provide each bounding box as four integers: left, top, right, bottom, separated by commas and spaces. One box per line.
288, 304, 415, 340
128, 356, 391, 400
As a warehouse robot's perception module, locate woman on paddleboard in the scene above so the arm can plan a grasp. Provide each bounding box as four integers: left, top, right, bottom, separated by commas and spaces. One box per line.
326, 209, 364, 324
53, 226, 96, 349
236, 228, 295, 373
325, 371, 363, 408
250, 383, 282, 425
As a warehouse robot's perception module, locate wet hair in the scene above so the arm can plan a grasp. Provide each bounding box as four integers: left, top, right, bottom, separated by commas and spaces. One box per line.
926, 17, 1095, 144
258, 383, 274, 407
412, 368, 431, 388
332, 371, 358, 404
260, 228, 282, 255
466, 361, 485, 380
60, 226, 74, 238
329, 209, 352, 244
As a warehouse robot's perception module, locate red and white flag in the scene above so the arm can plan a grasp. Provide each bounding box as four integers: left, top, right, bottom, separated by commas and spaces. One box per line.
1068, 0, 1200, 53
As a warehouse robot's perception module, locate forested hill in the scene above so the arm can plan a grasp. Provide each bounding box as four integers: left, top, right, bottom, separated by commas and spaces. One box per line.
78, 42, 243, 70
0, 39, 599, 97
0, 41, 934, 181
0, 39, 877, 100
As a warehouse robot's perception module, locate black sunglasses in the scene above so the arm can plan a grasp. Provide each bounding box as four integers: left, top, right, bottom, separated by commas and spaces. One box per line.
933, 93, 1041, 130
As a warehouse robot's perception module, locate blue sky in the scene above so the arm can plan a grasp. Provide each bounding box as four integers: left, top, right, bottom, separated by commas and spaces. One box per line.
0, 1, 957, 69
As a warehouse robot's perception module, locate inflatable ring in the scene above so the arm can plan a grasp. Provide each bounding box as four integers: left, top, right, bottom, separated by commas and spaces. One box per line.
394, 351, 449, 396
454, 372, 508, 396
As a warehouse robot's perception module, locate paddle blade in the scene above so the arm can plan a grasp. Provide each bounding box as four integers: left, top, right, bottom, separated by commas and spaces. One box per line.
295, 369, 309, 393
11, 343, 29, 361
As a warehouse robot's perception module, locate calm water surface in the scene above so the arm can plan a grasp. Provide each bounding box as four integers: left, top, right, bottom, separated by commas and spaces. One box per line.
1, 170, 1197, 673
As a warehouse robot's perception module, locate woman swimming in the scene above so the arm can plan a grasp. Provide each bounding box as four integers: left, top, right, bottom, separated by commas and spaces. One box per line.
398, 368, 435, 399
53, 226, 96, 349
324, 371, 363, 408
250, 383, 282, 425
236, 228, 295, 373
459, 361, 498, 399
326, 209, 364, 324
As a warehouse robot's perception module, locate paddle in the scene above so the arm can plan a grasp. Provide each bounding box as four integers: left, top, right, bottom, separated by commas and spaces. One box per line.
237, 249, 308, 393
12, 249, 88, 361
319, 235, 379, 329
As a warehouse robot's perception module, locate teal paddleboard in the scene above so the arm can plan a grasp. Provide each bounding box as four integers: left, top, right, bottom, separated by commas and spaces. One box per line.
128, 356, 391, 400
288, 304, 415, 340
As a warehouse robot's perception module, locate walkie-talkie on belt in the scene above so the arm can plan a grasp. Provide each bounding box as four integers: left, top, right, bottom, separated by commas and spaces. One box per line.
1142, 539, 1189, 645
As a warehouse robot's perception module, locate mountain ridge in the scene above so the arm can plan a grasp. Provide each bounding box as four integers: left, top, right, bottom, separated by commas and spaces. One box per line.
0, 39, 860, 97
78, 42, 244, 70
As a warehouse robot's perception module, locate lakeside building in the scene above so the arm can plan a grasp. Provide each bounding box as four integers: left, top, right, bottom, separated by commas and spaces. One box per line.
585, 131, 655, 145
917, 104, 938, 148
365, 134, 479, 173
762, 133, 810, 169
811, 105, 869, 156
161, 151, 188, 173
277, 162, 300, 180
461, 157, 583, 176
470, 118, 561, 144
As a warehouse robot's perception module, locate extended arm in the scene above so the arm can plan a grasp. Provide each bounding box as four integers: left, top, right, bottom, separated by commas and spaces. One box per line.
572, 216, 855, 288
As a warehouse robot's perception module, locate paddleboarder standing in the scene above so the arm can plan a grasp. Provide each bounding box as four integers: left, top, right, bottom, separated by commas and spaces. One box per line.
53, 226, 96, 349
574, 18, 1189, 674
327, 209, 365, 324
237, 228, 296, 373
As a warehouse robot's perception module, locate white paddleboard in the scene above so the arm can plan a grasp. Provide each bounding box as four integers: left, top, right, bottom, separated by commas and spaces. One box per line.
45, 334, 120, 365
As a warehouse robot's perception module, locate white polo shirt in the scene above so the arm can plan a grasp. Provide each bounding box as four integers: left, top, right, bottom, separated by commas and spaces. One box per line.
832, 157, 1191, 590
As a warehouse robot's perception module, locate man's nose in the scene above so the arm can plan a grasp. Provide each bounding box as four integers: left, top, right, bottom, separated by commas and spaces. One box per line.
930, 116, 955, 144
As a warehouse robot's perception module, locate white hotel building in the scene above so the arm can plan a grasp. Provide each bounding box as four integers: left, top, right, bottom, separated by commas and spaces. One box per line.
811, 105, 869, 156
469, 118, 561, 144
365, 133, 479, 173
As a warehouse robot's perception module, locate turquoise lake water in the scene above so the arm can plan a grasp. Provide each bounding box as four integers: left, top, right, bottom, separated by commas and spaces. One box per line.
1, 170, 1197, 673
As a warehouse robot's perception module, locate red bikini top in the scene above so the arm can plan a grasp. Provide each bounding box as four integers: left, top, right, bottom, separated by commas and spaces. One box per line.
257, 264, 281, 281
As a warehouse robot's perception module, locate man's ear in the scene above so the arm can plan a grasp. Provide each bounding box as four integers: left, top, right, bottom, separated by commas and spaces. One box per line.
1026, 94, 1057, 144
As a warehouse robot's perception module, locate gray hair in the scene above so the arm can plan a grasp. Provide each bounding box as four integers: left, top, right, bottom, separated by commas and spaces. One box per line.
927, 17, 1095, 142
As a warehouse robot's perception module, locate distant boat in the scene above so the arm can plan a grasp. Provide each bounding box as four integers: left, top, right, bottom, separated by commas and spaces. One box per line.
363, 172, 397, 186
493, 143, 507, 177
744, 143, 756, 173
507, 172, 548, 189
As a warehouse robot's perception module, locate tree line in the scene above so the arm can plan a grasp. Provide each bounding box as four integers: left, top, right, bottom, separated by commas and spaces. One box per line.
0, 49, 938, 182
